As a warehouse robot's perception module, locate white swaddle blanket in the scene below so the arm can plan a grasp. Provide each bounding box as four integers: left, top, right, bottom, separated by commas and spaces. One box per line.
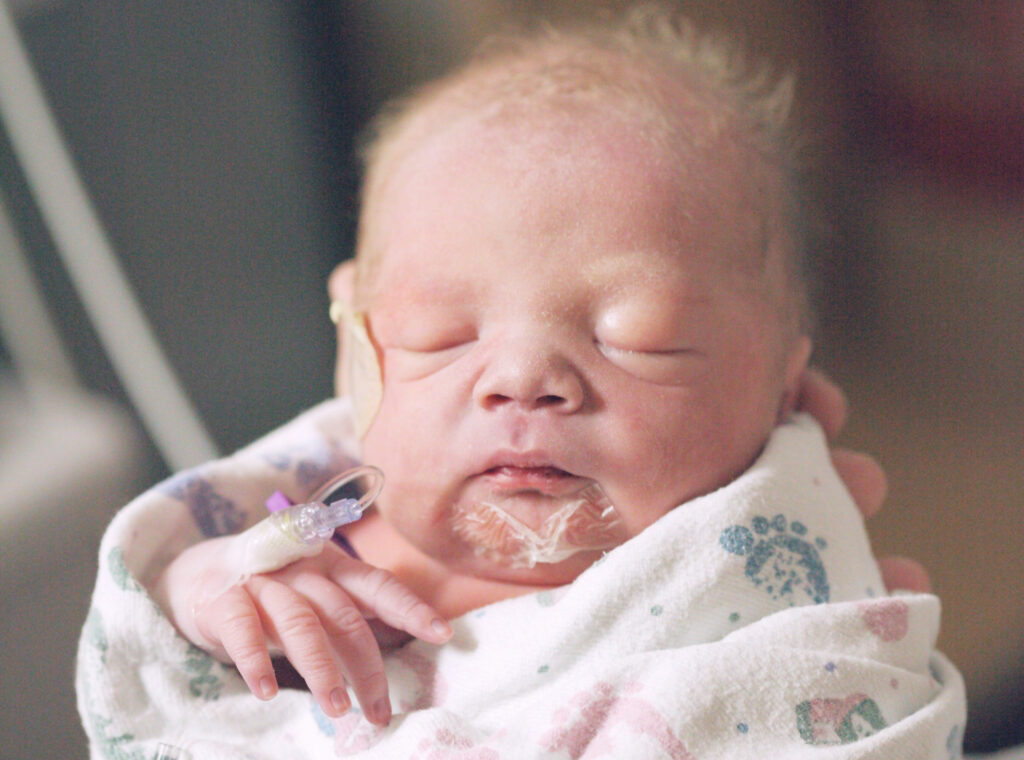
76, 399, 966, 759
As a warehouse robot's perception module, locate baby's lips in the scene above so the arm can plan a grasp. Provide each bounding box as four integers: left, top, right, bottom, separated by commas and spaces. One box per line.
476, 446, 587, 483
482, 464, 586, 496
485, 464, 571, 479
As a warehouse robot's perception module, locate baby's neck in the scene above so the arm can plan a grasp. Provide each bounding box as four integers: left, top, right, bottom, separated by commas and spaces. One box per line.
341, 510, 550, 619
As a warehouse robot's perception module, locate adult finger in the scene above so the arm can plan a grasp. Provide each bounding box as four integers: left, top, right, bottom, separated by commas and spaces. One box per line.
328, 560, 453, 646
831, 448, 888, 520
246, 575, 351, 719
198, 585, 277, 702
877, 556, 932, 594
797, 367, 848, 441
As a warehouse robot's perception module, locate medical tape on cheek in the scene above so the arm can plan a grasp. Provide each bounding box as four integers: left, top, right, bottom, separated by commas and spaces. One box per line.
331, 300, 384, 438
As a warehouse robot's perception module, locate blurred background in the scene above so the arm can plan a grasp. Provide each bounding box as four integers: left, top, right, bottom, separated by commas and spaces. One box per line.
1, 0, 1020, 756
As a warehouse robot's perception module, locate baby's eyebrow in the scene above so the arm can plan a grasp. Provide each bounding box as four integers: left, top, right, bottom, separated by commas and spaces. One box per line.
372, 276, 477, 326
713, 212, 779, 282
579, 251, 687, 292
389, 269, 476, 301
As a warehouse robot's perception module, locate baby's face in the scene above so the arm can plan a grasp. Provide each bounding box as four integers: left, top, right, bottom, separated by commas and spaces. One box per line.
349, 109, 809, 585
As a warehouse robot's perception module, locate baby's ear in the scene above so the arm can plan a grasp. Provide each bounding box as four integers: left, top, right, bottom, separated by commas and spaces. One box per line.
327, 260, 384, 435
328, 259, 357, 303
328, 260, 358, 398
778, 335, 813, 422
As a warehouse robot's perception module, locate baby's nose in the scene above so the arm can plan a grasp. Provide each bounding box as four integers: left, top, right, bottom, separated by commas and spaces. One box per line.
473, 341, 585, 413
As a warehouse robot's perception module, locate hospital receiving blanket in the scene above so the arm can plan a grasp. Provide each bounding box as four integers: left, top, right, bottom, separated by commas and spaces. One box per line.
77, 399, 966, 759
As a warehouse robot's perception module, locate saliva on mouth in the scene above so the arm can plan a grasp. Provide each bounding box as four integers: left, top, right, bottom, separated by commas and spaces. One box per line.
450, 479, 628, 568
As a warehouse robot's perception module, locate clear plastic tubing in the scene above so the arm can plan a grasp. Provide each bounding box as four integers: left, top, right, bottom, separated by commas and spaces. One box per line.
233, 465, 383, 577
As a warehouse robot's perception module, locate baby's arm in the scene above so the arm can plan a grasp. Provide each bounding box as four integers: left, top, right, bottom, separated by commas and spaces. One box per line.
152, 538, 452, 726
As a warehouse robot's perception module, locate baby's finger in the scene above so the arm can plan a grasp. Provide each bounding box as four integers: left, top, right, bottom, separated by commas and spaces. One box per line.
286, 572, 393, 726
330, 561, 453, 645
246, 575, 351, 719
831, 448, 888, 520
198, 586, 277, 702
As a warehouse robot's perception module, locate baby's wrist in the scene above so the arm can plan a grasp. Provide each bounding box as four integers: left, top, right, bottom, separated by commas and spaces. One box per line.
153, 539, 232, 651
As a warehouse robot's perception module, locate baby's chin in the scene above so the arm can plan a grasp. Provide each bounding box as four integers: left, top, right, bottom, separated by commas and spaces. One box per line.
444, 483, 631, 581
442, 513, 612, 587
447, 544, 609, 587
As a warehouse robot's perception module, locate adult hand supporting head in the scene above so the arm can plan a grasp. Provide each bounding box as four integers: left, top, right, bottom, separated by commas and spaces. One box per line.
797, 367, 931, 594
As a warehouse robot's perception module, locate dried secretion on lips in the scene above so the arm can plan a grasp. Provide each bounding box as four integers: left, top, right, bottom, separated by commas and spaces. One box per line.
450, 482, 628, 568
452, 504, 531, 560
563, 484, 624, 545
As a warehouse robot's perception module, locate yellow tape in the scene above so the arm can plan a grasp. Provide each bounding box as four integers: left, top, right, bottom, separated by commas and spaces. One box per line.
330, 300, 383, 438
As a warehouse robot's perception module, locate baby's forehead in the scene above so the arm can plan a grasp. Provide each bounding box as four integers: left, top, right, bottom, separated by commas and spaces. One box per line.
361, 44, 793, 285
397, 42, 744, 166
376, 119, 778, 293
354, 18, 805, 329
375, 37, 788, 213
375, 95, 779, 250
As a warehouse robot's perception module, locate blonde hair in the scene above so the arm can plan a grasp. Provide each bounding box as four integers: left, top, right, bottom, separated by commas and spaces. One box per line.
352, 3, 808, 327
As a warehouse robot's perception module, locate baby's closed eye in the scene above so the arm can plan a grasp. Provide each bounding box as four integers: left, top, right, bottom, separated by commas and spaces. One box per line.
594, 302, 707, 384
595, 340, 706, 384
384, 320, 478, 379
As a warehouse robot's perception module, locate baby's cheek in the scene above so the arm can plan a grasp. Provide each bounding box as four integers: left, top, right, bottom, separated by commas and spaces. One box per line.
365, 385, 452, 475
599, 414, 688, 528
623, 394, 753, 514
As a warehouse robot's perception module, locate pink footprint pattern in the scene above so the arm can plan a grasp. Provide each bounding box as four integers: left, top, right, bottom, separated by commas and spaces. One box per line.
859, 599, 910, 642
410, 728, 501, 760
539, 681, 695, 759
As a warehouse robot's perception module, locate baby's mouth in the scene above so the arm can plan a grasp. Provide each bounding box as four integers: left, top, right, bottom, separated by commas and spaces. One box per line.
452, 472, 628, 568
481, 465, 584, 496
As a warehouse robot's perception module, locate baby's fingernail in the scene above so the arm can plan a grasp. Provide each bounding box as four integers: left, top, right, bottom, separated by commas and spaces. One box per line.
431, 618, 452, 639
258, 677, 276, 700
372, 698, 391, 725
330, 688, 350, 714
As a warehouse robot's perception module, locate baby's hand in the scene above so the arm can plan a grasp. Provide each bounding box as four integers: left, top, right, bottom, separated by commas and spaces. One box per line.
154, 539, 452, 725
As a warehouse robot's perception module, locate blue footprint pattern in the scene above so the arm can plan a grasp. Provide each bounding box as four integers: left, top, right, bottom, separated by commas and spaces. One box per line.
719, 514, 830, 605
